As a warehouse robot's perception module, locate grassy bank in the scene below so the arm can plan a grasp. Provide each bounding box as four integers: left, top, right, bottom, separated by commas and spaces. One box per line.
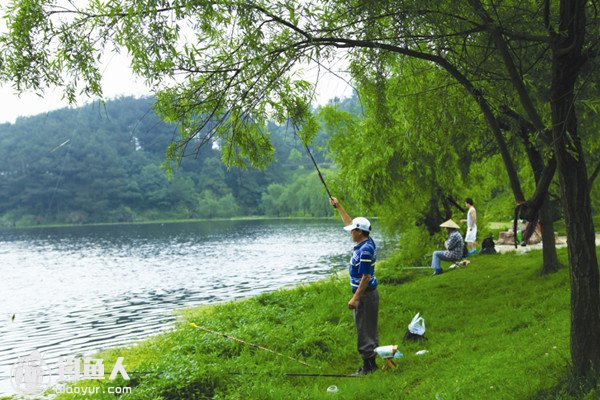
35, 247, 600, 399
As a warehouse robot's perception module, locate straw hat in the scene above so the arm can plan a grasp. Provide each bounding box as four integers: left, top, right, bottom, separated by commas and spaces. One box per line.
440, 219, 460, 229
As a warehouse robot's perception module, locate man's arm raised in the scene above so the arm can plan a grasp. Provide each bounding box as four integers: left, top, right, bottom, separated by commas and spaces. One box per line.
330, 197, 352, 226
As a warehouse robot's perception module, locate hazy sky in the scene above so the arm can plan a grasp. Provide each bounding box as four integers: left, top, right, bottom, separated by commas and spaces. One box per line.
0, 52, 353, 124
0, 52, 151, 124
0, 0, 354, 124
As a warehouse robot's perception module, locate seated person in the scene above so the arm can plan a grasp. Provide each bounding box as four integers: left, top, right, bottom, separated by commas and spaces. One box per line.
431, 219, 464, 275
497, 219, 546, 246
521, 220, 542, 245
497, 219, 526, 245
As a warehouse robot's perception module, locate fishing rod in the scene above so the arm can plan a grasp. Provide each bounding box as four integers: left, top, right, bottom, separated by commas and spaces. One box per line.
403, 259, 470, 271
94, 370, 355, 378
303, 143, 337, 208
228, 371, 358, 378
190, 323, 312, 367
291, 124, 336, 207
284, 372, 357, 378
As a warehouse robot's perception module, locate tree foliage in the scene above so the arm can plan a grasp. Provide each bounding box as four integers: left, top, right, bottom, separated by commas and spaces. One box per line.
323, 58, 511, 262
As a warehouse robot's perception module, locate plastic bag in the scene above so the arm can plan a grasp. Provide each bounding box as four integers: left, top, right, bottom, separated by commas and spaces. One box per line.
404, 313, 427, 341
408, 312, 426, 335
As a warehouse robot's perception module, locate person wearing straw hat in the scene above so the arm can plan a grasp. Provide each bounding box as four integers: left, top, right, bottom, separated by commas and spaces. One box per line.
329, 196, 379, 375
431, 219, 464, 275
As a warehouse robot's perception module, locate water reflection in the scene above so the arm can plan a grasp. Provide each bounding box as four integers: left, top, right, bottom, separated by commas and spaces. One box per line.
0, 219, 379, 396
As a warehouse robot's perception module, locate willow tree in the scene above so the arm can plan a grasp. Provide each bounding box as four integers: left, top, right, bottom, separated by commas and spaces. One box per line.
323, 54, 564, 274
1, 0, 598, 381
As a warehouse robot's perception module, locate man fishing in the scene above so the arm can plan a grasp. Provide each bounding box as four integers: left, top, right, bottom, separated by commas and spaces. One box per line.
329, 197, 379, 376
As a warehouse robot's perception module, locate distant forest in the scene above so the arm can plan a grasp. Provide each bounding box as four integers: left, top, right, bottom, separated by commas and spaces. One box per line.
0, 96, 358, 226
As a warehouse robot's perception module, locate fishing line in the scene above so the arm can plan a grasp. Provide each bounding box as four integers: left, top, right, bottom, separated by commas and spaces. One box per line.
190, 323, 312, 367
46, 140, 71, 219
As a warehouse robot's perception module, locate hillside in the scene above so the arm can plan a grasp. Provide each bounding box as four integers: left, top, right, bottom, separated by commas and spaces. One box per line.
0, 96, 351, 226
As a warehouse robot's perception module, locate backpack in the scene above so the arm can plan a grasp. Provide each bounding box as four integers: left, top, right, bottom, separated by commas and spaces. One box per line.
480, 235, 497, 255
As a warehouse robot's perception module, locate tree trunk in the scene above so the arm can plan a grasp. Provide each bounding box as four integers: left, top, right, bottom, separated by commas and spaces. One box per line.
539, 196, 560, 275
509, 113, 560, 275
551, 0, 600, 378
555, 134, 600, 378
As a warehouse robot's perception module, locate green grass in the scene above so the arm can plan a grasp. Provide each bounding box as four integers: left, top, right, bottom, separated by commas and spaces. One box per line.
40, 247, 600, 400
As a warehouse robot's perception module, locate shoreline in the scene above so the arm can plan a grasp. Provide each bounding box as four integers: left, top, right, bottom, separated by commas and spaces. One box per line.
42, 245, 598, 399
5, 245, 600, 399
4, 228, 600, 398
0, 215, 338, 231
4, 275, 349, 400
0, 219, 353, 399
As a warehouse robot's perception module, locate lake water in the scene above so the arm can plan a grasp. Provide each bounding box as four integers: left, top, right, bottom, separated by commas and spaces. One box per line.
0, 219, 383, 396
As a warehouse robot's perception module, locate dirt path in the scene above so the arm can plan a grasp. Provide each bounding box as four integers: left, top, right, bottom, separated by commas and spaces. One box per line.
494, 233, 600, 254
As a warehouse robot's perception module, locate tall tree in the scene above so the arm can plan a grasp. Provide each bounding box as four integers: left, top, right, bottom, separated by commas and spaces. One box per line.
546, 0, 600, 377
0, 0, 598, 381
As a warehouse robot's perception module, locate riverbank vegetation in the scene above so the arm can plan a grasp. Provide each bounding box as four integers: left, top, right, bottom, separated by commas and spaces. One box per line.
43, 247, 598, 400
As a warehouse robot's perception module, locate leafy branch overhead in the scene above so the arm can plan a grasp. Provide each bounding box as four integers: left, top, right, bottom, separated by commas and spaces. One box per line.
2, 0, 595, 170
1, 0, 321, 167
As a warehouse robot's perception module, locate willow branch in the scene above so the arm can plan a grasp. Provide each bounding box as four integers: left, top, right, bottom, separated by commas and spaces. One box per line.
300, 36, 525, 201
468, 0, 547, 135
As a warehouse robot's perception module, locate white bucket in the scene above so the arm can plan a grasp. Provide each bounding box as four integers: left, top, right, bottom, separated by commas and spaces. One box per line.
375, 345, 398, 358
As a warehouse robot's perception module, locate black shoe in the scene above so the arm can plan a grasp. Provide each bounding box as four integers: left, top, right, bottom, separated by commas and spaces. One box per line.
352, 367, 368, 376
366, 356, 378, 372
352, 356, 378, 376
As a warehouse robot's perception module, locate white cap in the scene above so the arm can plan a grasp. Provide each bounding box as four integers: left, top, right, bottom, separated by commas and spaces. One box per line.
343, 217, 371, 232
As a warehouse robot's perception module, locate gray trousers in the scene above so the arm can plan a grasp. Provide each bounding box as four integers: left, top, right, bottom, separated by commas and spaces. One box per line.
353, 287, 379, 359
